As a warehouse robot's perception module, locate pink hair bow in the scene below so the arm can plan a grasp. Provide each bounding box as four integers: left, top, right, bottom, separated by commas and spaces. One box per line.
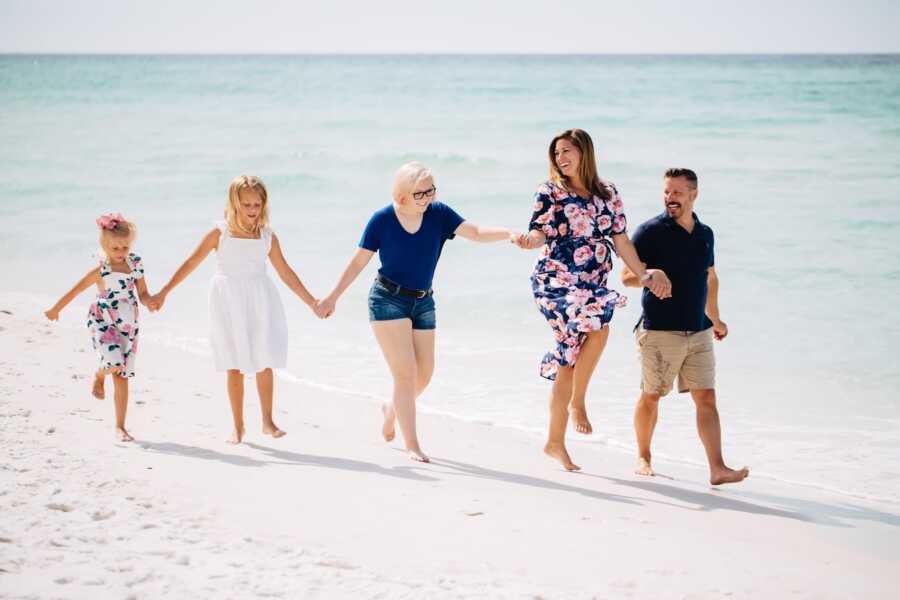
96, 212, 125, 230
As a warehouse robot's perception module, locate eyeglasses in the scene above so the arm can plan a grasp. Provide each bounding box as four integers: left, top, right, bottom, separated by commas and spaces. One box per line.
412, 186, 437, 201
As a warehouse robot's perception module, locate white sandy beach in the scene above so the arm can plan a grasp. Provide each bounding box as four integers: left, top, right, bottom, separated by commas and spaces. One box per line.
1, 290, 898, 599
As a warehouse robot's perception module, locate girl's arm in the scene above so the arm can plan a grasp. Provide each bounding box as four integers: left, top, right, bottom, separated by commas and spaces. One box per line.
612, 233, 672, 299
136, 278, 153, 308
268, 234, 317, 309
44, 267, 102, 320
316, 248, 375, 318
152, 228, 219, 309
454, 221, 515, 243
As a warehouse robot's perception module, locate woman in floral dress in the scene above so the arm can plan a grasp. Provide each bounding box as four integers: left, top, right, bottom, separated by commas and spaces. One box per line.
514, 129, 671, 471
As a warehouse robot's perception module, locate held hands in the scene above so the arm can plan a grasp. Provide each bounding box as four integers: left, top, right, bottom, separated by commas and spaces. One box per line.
146, 293, 166, 312
644, 270, 673, 300
511, 231, 541, 250
314, 295, 336, 319
712, 319, 729, 341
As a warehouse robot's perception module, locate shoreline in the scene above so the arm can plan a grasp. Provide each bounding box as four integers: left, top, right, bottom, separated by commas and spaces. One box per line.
8, 288, 898, 509
2, 291, 900, 598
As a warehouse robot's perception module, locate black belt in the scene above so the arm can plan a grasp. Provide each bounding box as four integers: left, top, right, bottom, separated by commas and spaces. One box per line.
376, 275, 432, 299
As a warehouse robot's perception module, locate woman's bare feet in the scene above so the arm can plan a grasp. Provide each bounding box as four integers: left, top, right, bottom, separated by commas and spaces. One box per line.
227, 427, 246, 444
381, 403, 396, 442
710, 466, 749, 486
116, 427, 134, 442
262, 422, 286, 438
569, 407, 593, 434
406, 446, 430, 463
92, 373, 105, 400
635, 457, 655, 476
544, 441, 580, 471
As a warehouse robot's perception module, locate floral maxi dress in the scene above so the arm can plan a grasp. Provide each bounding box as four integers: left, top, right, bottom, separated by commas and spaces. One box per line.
86, 253, 144, 378
528, 180, 628, 380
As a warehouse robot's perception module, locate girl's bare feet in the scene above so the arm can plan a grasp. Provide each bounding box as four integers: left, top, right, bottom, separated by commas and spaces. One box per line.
635, 457, 655, 476
710, 465, 749, 486
262, 422, 286, 438
407, 446, 430, 463
92, 373, 105, 399
544, 441, 580, 471
116, 427, 134, 442
569, 407, 592, 434
227, 427, 245, 444
381, 403, 396, 442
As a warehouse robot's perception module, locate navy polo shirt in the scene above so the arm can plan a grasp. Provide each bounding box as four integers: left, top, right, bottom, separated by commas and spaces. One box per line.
359, 202, 465, 291
632, 212, 715, 332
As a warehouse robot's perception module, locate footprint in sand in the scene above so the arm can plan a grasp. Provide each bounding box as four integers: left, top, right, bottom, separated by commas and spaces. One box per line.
314, 559, 358, 570
46, 503, 73, 512
91, 510, 115, 521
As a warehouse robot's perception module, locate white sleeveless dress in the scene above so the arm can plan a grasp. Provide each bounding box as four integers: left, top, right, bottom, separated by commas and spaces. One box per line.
208, 221, 288, 374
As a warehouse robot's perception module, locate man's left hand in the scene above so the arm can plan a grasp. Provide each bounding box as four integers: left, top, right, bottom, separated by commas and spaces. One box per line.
712, 319, 728, 341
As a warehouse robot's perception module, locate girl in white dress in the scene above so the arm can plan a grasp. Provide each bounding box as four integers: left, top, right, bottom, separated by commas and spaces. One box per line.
45, 213, 156, 442
153, 176, 318, 444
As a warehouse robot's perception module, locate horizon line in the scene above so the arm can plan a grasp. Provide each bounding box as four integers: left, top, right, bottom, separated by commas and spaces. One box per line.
2, 51, 899, 57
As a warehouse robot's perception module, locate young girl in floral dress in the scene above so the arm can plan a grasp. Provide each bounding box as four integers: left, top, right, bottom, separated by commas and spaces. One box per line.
514, 129, 671, 471
45, 213, 155, 442
151, 175, 318, 444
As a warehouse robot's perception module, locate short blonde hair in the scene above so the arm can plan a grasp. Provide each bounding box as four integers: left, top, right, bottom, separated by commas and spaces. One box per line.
225, 175, 270, 235
392, 161, 433, 202
98, 219, 137, 256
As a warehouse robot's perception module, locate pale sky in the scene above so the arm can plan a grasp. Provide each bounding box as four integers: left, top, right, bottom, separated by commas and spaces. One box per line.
2, 0, 898, 54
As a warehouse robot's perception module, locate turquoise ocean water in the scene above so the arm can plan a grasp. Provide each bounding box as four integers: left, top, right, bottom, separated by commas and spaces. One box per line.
2, 55, 899, 503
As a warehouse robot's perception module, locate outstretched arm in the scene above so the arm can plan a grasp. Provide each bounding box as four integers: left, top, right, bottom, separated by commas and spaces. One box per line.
705, 266, 728, 340
268, 234, 317, 309
45, 267, 101, 320
454, 221, 514, 243
316, 248, 375, 318
152, 228, 219, 310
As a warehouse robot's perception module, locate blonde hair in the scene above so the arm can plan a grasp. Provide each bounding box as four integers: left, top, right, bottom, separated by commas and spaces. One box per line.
548, 128, 611, 201
225, 175, 270, 235
392, 161, 433, 202
98, 219, 137, 257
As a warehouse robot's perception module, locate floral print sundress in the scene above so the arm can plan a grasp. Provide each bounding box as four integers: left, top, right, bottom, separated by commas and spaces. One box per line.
86, 253, 144, 378
528, 180, 628, 380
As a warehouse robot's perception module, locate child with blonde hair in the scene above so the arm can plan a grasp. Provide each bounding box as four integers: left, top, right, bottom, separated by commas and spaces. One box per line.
151, 175, 317, 444
45, 213, 155, 442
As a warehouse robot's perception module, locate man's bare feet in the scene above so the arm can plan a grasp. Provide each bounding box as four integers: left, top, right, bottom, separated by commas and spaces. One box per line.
381, 403, 396, 442
710, 466, 750, 486
544, 442, 581, 471
92, 374, 105, 400
635, 457, 655, 477
407, 447, 430, 463
116, 427, 134, 442
569, 406, 593, 434
227, 427, 245, 444
262, 423, 286, 438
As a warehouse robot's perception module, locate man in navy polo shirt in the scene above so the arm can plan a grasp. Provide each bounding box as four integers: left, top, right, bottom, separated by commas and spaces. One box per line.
623, 168, 748, 485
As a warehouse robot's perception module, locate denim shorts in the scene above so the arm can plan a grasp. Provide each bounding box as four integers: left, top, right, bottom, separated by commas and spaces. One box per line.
367, 280, 436, 330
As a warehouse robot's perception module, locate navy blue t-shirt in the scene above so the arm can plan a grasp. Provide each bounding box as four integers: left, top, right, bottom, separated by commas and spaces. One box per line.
359, 202, 465, 291
632, 212, 715, 332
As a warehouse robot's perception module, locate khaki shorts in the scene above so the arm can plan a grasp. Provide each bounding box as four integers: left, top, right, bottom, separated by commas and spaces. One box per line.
636, 324, 715, 395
